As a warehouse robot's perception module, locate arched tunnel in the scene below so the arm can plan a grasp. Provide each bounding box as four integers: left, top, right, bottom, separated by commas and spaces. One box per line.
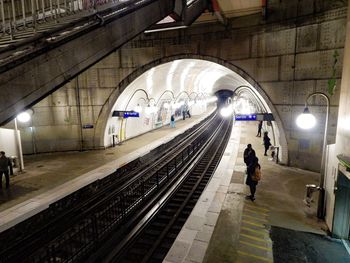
1, 0, 350, 261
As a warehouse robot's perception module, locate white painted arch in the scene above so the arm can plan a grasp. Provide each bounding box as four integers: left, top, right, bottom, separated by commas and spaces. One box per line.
95, 56, 288, 164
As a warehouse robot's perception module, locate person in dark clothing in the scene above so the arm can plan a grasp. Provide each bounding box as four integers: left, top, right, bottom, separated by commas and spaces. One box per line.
170, 114, 175, 128
187, 110, 191, 118
256, 121, 263, 137
0, 151, 12, 189
245, 156, 261, 201
182, 110, 186, 120
243, 144, 256, 167
263, 132, 271, 156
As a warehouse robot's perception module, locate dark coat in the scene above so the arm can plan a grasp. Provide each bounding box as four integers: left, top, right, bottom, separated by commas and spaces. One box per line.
263, 135, 271, 147
0, 156, 11, 172
246, 161, 261, 186
243, 148, 256, 166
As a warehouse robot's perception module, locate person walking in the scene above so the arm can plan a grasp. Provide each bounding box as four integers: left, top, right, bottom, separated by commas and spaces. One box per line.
256, 120, 263, 137
0, 151, 12, 189
170, 114, 175, 128
243, 144, 256, 167
246, 156, 261, 201
263, 131, 271, 156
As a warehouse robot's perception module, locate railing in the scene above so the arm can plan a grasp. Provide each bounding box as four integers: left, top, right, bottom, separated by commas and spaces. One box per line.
1, 132, 208, 262
0, 115, 220, 263
0, 0, 122, 38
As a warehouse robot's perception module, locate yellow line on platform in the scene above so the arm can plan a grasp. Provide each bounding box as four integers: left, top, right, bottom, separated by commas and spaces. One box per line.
241, 226, 269, 236
245, 204, 270, 212
242, 220, 265, 228
238, 251, 273, 263
244, 207, 268, 216
242, 214, 268, 222
240, 233, 272, 243
240, 240, 272, 251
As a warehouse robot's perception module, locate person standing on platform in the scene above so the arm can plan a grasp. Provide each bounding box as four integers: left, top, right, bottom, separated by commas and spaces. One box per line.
170, 114, 175, 128
0, 151, 12, 189
243, 144, 256, 167
182, 110, 186, 120
256, 120, 263, 137
187, 109, 191, 118
263, 131, 271, 156
246, 156, 261, 201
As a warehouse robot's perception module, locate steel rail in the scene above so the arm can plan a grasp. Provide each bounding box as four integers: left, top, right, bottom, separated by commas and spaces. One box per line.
0, 112, 219, 263
106, 117, 232, 262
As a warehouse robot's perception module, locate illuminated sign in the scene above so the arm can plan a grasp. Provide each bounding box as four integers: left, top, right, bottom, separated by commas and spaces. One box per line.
123, 111, 139, 118
235, 113, 274, 121
235, 114, 257, 121
112, 111, 139, 118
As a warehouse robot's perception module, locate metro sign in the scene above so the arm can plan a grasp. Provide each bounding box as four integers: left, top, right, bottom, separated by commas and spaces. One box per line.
112, 111, 139, 118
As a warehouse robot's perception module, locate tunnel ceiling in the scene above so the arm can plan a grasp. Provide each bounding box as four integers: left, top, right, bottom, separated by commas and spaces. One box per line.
123, 59, 253, 99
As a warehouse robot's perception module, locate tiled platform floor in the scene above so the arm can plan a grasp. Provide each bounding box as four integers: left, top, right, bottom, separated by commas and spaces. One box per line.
165, 121, 329, 263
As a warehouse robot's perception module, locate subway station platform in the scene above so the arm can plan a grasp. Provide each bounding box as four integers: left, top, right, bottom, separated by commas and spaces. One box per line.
165, 121, 350, 263
1, 113, 349, 262
0, 110, 214, 231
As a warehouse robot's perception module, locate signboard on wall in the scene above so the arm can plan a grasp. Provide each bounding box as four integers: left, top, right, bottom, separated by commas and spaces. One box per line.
112, 111, 139, 118
235, 113, 274, 121
235, 114, 257, 121
82, 124, 94, 129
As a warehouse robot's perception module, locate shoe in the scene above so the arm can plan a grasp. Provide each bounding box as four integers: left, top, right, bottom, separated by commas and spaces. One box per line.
264, 154, 267, 156
245, 195, 252, 200
250, 196, 255, 201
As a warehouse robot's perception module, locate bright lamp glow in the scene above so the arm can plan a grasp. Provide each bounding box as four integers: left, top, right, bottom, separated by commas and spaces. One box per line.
17, 112, 31, 123
220, 106, 233, 118
296, 107, 316, 129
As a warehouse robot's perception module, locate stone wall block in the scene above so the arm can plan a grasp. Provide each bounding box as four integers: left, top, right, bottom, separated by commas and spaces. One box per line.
291, 80, 316, 105
91, 88, 114, 106
297, 0, 315, 16
280, 55, 295, 80
220, 38, 250, 60
275, 105, 292, 130
256, 57, 279, 82
297, 24, 318, 53
94, 51, 120, 68
79, 106, 99, 125
200, 41, 219, 57
315, 79, 341, 106
295, 49, 344, 79
251, 29, 296, 57
121, 47, 162, 68
261, 82, 293, 105
165, 44, 198, 57
34, 125, 81, 152
320, 19, 347, 49
231, 59, 257, 79
98, 68, 118, 88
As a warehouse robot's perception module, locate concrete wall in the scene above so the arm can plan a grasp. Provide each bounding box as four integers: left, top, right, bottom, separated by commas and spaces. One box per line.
11, 0, 347, 172
324, 0, 350, 234
115, 1, 345, 170
0, 128, 19, 158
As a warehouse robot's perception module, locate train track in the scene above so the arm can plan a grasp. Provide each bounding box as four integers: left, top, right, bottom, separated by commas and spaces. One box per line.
0, 112, 229, 263
91, 116, 232, 263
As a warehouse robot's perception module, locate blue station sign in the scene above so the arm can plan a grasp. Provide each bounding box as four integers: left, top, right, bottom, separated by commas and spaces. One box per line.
112, 111, 139, 118
235, 113, 274, 121
235, 114, 257, 121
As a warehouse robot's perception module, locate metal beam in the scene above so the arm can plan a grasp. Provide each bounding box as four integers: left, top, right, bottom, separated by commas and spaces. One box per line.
0, 0, 175, 126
